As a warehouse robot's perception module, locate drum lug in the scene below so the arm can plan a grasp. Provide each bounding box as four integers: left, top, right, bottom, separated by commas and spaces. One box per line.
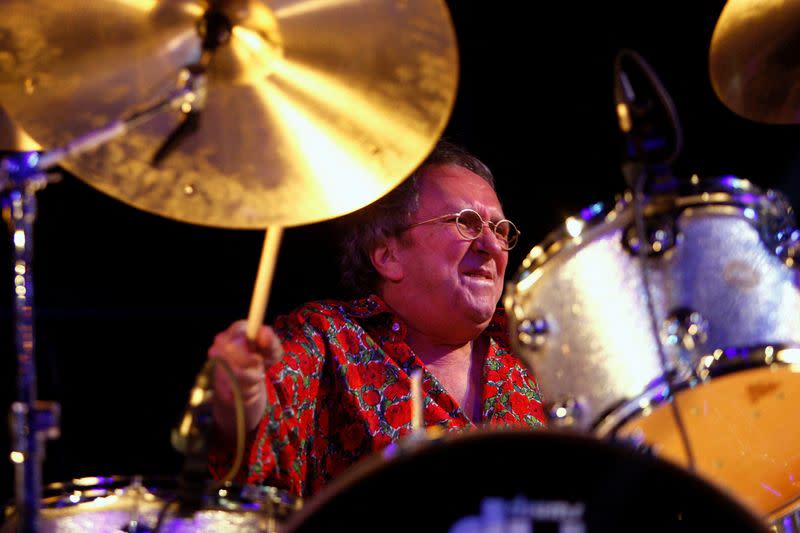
516, 316, 548, 350
762, 189, 800, 266
775, 228, 800, 267
546, 397, 586, 428
659, 308, 709, 381
623, 215, 677, 256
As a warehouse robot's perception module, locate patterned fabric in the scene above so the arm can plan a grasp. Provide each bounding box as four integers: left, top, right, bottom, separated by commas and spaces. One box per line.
208, 295, 546, 498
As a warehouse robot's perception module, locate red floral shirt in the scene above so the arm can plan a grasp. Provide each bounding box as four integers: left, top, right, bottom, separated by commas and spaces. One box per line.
209, 295, 546, 497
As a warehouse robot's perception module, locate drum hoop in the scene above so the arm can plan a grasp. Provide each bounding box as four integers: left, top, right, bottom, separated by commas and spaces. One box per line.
594, 344, 800, 438
515, 176, 772, 276
768, 494, 800, 528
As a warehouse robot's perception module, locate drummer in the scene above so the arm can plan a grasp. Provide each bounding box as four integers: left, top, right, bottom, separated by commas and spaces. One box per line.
207, 139, 546, 498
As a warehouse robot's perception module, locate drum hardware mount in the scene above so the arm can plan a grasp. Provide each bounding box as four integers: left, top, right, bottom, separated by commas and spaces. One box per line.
761, 189, 800, 265
775, 229, 800, 266
515, 316, 548, 351
622, 214, 677, 256
546, 397, 587, 429
659, 307, 710, 382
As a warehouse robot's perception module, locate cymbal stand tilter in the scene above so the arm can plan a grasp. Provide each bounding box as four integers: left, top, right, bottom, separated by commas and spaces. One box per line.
1, 68, 207, 533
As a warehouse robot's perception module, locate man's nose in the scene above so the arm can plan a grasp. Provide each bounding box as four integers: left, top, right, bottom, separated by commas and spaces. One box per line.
473, 223, 504, 252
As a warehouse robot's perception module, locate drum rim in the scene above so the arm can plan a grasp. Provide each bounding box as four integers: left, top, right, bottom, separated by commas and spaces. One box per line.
595, 343, 800, 439
509, 175, 771, 282
768, 494, 800, 528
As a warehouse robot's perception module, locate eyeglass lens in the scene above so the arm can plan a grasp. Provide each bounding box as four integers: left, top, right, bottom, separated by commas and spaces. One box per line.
456, 210, 517, 247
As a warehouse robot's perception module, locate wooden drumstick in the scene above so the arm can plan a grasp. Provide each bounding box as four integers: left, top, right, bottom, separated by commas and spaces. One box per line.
246, 226, 284, 341
411, 369, 423, 432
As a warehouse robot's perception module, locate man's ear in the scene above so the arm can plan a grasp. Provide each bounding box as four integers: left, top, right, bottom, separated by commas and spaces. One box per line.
370, 237, 403, 282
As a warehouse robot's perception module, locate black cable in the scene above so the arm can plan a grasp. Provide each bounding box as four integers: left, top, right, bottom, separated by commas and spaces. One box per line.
614, 48, 696, 471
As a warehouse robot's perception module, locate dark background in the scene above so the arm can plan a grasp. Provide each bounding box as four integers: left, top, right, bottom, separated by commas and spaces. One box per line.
3, 0, 800, 507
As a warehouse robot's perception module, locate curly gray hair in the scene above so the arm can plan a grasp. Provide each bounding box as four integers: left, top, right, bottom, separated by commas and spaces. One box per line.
338, 139, 495, 296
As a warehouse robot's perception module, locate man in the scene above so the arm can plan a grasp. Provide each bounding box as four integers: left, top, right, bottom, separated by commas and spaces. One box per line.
207, 140, 546, 498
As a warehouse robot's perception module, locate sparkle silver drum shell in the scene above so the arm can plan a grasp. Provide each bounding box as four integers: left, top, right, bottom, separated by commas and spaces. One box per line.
504, 176, 800, 516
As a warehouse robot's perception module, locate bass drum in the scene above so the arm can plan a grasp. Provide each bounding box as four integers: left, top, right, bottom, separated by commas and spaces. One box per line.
284, 428, 769, 532
0, 476, 301, 532
504, 176, 800, 517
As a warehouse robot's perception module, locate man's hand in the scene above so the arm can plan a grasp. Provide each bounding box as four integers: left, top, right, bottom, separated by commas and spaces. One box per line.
207, 320, 284, 440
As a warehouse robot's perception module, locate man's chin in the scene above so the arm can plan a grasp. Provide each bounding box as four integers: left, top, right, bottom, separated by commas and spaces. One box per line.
462, 301, 498, 327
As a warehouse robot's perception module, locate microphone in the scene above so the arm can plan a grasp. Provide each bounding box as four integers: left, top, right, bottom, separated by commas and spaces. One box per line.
612, 50, 697, 472
613, 49, 683, 188
171, 363, 215, 517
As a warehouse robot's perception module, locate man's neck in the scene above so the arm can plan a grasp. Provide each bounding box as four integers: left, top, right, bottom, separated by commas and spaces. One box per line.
406, 330, 474, 367
406, 331, 487, 422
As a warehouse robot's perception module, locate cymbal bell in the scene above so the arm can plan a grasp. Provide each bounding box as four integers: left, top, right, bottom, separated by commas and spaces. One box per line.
710, 0, 800, 124
0, 0, 458, 228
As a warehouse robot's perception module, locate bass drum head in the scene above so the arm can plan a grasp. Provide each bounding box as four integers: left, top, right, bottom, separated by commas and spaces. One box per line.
285, 429, 769, 533
610, 352, 800, 518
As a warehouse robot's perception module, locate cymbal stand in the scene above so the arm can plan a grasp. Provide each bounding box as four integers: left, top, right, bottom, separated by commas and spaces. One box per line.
1, 68, 206, 533
2, 153, 59, 533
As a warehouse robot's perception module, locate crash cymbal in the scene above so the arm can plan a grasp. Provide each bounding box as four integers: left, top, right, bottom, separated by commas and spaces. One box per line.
710, 0, 800, 124
0, 0, 458, 228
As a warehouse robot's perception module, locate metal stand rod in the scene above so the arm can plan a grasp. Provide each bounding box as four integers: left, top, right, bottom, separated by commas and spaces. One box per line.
1, 67, 206, 533
4, 174, 60, 533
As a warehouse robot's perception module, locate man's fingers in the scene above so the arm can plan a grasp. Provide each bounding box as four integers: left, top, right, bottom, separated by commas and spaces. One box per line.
208, 320, 263, 369
215, 364, 263, 391
206, 321, 284, 409
255, 325, 284, 366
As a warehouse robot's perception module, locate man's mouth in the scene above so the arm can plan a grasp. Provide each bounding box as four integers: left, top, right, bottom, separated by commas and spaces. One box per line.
463, 269, 494, 281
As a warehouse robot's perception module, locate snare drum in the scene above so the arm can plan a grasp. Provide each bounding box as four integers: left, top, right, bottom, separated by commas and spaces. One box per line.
284, 428, 769, 532
505, 176, 800, 516
0, 476, 301, 532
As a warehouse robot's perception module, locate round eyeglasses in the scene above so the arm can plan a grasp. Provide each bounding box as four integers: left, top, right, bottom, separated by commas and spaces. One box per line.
405, 208, 520, 250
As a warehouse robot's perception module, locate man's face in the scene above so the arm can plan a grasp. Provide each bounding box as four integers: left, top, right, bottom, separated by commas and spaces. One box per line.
389, 163, 509, 342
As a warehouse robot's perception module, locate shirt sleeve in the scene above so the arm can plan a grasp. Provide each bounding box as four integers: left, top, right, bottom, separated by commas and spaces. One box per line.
208, 308, 327, 497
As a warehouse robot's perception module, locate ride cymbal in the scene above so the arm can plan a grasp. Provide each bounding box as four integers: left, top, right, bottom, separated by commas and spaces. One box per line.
0, 0, 458, 228
710, 0, 800, 124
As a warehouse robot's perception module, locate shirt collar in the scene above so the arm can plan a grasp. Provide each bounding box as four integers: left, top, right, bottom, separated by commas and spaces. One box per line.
342, 294, 395, 319
343, 294, 508, 336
